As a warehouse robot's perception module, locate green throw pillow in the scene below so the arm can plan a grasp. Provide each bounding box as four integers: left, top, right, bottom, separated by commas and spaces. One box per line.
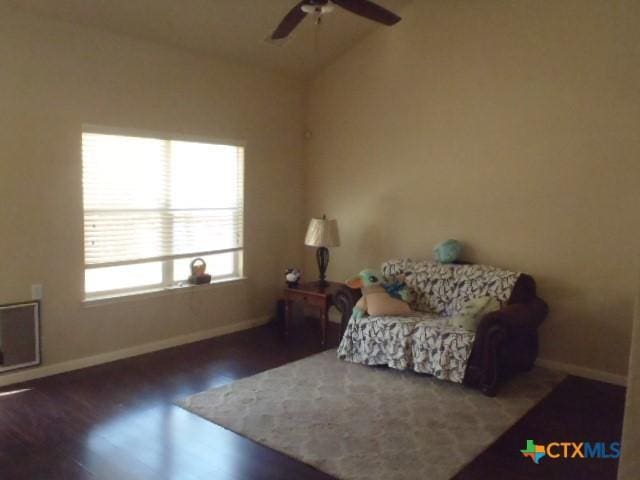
450, 296, 501, 331
433, 239, 462, 263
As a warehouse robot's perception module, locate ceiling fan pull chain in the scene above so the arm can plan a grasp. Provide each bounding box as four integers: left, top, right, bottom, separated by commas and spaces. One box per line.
314, 13, 321, 61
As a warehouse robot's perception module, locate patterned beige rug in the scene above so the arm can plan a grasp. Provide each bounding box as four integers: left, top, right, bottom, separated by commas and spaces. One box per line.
177, 350, 564, 480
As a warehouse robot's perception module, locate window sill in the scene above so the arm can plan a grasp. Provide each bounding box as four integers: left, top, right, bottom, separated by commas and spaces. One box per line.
82, 277, 247, 308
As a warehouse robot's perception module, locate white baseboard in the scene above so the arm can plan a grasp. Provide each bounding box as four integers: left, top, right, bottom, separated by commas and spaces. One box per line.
536, 357, 627, 386
0, 315, 271, 388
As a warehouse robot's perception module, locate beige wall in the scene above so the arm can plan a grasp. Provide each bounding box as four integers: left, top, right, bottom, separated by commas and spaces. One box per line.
619, 275, 640, 478
305, 0, 640, 375
1, 0, 638, 381
0, 6, 306, 368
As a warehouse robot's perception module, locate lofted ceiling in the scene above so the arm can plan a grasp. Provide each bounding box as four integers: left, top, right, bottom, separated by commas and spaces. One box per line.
6, 0, 410, 79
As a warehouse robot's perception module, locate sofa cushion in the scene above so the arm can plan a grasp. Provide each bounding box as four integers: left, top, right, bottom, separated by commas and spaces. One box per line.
337, 312, 475, 383
449, 264, 520, 315
382, 259, 521, 316
411, 317, 476, 383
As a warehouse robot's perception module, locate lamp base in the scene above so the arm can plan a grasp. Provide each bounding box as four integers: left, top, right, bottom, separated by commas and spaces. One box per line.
316, 246, 330, 286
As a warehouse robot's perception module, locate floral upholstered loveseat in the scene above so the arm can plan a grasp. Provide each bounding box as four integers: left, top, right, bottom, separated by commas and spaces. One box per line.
334, 259, 548, 396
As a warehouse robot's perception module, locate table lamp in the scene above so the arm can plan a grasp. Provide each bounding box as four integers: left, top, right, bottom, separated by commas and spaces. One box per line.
304, 215, 340, 287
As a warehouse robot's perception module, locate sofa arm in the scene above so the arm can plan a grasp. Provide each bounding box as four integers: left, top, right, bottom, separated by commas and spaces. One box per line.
477, 297, 548, 335
333, 285, 362, 339
465, 297, 548, 396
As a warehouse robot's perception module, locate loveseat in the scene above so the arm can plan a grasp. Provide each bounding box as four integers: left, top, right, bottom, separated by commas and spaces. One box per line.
333, 259, 547, 396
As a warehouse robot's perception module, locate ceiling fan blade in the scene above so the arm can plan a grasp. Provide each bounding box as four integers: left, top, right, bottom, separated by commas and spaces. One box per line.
332, 0, 401, 25
270, 1, 309, 40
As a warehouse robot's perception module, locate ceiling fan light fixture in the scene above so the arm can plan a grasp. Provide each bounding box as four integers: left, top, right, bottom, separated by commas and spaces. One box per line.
301, 4, 335, 15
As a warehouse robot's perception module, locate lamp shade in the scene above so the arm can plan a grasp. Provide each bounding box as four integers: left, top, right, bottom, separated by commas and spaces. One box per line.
304, 217, 340, 248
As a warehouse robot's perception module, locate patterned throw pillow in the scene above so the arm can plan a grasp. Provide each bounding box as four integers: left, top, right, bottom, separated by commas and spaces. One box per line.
449, 296, 501, 331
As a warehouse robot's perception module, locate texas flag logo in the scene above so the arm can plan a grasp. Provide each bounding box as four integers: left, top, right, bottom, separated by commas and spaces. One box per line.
521, 439, 547, 464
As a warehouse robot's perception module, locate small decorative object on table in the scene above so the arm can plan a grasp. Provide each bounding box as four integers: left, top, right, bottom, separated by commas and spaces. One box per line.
284, 268, 301, 288
188, 257, 212, 285
433, 239, 462, 263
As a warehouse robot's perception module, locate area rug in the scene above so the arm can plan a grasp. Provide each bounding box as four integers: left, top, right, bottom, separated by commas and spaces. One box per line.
177, 350, 564, 480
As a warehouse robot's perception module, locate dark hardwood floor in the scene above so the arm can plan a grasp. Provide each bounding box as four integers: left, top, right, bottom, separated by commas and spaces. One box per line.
454, 375, 626, 480
0, 318, 626, 480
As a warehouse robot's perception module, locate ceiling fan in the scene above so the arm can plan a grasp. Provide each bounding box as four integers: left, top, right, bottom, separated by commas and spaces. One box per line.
270, 0, 401, 41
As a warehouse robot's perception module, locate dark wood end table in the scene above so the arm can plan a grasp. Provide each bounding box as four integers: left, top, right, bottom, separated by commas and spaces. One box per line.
283, 281, 344, 346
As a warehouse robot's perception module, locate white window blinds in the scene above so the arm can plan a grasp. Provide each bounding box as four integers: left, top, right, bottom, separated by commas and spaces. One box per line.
82, 131, 244, 269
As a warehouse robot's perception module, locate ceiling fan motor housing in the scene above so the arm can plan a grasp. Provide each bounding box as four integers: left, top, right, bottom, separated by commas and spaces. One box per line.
301, 1, 334, 15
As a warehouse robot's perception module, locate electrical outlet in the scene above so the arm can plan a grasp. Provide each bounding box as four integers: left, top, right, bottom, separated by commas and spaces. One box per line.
31, 284, 43, 300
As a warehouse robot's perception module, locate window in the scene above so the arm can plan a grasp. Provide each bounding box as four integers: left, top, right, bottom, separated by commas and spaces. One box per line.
82, 129, 244, 299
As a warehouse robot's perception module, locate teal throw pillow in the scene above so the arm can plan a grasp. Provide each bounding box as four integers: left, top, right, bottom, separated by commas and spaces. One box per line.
433, 239, 462, 263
